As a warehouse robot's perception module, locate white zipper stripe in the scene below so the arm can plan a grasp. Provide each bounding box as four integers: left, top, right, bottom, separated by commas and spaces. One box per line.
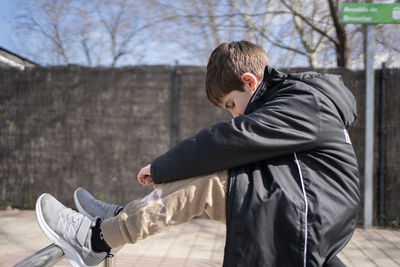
294, 152, 308, 267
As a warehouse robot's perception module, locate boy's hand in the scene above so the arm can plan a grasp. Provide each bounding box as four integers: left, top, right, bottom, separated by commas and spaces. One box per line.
137, 164, 157, 188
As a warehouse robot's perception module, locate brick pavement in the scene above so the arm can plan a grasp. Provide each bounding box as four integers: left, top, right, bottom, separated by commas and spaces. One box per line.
1, 209, 399, 266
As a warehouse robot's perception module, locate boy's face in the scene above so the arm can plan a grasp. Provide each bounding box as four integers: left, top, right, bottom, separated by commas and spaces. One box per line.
219, 88, 254, 118
219, 73, 260, 118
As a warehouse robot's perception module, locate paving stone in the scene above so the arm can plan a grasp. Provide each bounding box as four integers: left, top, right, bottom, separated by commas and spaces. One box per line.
337, 252, 355, 267
375, 229, 400, 249
360, 229, 400, 265
2, 210, 400, 267
351, 230, 397, 266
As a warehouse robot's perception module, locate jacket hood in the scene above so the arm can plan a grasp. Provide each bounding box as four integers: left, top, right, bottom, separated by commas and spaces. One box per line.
288, 70, 357, 127
247, 66, 357, 127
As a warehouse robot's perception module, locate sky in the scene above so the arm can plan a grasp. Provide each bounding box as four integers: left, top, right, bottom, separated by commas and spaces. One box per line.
0, 0, 304, 67
0, 0, 199, 66
0, 1, 20, 55
1, 0, 399, 68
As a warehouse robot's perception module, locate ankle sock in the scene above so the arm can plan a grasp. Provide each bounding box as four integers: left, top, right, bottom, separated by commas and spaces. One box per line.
114, 206, 123, 216
91, 217, 111, 254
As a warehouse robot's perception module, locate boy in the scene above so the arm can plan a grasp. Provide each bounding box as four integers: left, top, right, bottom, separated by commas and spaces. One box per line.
36, 41, 360, 267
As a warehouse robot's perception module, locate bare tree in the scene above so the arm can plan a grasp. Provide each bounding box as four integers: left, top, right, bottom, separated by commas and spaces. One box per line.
151, 0, 282, 64
94, 0, 150, 66
155, 0, 238, 63
152, 0, 329, 67
16, 0, 75, 65
228, 0, 345, 67
13, 0, 400, 67
326, 0, 348, 67
75, 5, 95, 66
14, 0, 153, 66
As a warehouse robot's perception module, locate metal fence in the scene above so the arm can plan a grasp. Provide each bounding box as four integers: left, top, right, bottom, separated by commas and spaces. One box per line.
14, 243, 115, 267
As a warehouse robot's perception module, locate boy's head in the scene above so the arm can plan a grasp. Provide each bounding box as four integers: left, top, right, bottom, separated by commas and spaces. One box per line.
206, 41, 269, 114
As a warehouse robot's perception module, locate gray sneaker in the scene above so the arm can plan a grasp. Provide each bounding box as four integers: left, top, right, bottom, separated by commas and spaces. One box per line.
74, 188, 123, 221
36, 193, 108, 267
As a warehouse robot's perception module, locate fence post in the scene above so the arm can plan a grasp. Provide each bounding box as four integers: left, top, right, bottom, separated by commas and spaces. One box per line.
378, 62, 387, 226
364, 24, 375, 229
170, 60, 181, 148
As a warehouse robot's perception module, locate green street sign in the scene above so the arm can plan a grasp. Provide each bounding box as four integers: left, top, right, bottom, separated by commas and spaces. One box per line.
342, 3, 400, 24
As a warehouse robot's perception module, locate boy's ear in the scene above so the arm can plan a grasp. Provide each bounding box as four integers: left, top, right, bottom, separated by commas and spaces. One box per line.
241, 73, 259, 93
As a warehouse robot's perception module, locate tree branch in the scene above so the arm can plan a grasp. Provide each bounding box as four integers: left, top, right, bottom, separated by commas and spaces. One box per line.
280, 0, 339, 45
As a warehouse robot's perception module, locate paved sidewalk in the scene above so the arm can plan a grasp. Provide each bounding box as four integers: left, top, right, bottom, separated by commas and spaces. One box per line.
1, 209, 399, 266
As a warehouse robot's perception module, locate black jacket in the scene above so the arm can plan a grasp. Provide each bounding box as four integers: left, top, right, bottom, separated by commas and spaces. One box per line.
151, 66, 360, 267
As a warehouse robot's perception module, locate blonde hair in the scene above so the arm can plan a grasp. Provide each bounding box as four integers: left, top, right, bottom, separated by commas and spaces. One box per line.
206, 41, 269, 106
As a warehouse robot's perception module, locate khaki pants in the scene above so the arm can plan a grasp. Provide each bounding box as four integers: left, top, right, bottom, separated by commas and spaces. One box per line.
101, 170, 228, 248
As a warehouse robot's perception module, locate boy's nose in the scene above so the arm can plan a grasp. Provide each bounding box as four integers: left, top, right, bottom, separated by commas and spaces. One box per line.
230, 110, 240, 118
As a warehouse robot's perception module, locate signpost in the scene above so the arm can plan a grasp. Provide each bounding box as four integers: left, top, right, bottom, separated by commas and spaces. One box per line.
342, 3, 400, 229
342, 3, 400, 24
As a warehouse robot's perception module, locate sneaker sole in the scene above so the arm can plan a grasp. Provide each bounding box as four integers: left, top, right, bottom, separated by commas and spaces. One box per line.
73, 188, 93, 219
36, 193, 92, 267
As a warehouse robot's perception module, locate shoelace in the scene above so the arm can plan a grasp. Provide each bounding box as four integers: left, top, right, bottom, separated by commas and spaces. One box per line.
58, 208, 83, 239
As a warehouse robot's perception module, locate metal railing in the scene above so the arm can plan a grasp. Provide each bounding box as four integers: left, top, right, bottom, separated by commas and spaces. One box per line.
14, 243, 115, 267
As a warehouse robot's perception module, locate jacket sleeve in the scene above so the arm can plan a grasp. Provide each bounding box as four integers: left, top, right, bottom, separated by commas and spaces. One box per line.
151, 86, 321, 184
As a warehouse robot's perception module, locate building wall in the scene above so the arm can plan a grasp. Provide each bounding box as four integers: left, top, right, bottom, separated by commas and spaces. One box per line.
0, 48, 36, 70
0, 66, 399, 225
